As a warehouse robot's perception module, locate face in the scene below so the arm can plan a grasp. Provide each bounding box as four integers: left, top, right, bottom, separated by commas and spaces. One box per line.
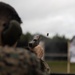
0, 16, 9, 33
0, 15, 9, 45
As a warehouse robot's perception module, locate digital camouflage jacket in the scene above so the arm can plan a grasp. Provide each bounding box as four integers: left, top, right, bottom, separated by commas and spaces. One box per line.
0, 46, 47, 75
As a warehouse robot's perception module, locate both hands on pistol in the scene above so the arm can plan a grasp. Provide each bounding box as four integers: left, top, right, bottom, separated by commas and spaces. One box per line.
28, 35, 51, 74
28, 34, 44, 59
28, 34, 43, 59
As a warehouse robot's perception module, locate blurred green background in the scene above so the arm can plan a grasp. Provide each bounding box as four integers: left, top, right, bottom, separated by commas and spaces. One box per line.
47, 61, 75, 73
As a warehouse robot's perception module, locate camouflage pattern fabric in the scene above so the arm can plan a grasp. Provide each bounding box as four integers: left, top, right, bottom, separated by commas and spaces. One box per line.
40, 59, 50, 75
0, 46, 47, 75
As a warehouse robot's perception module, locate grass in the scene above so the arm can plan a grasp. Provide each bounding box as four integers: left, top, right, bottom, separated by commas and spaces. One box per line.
47, 60, 75, 73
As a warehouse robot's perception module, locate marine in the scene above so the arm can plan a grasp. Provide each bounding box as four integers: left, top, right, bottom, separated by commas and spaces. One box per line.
0, 2, 47, 75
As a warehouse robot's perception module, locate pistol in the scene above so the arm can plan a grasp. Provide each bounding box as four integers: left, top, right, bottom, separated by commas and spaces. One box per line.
28, 35, 40, 48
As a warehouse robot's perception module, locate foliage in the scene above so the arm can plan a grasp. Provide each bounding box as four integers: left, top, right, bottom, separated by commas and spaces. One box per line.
47, 61, 75, 73
17, 32, 69, 60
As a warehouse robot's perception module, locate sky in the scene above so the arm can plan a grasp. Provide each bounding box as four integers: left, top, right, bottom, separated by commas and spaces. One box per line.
1, 0, 75, 39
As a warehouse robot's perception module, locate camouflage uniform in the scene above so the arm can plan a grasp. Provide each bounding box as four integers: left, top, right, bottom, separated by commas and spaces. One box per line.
0, 46, 47, 75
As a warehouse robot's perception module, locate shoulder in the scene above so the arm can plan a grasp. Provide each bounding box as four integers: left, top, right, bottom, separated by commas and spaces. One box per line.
0, 46, 46, 75
0, 46, 38, 62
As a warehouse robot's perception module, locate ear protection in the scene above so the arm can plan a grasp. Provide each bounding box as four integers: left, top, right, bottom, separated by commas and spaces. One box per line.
1, 20, 22, 46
